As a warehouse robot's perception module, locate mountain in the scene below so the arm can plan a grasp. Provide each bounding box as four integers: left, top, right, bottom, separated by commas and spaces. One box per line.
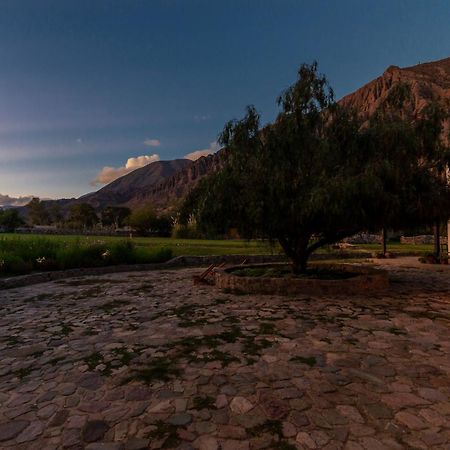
126, 149, 228, 210
26, 56, 450, 215
68, 159, 192, 211
339, 57, 450, 135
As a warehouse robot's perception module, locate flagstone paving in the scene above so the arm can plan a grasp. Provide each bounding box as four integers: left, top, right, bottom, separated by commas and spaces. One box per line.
0, 261, 449, 449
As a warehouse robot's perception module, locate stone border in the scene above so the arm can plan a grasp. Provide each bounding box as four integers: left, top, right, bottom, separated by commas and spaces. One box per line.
0, 251, 372, 291
214, 263, 389, 296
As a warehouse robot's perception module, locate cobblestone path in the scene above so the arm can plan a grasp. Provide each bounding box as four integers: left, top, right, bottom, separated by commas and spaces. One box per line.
0, 263, 449, 449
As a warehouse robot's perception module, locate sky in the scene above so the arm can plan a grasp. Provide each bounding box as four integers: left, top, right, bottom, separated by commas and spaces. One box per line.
0, 0, 450, 199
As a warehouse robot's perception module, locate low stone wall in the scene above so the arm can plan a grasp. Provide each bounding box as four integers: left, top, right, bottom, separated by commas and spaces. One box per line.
214, 263, 389, 296
400, 235, 435, 245
0, 252, 372, 291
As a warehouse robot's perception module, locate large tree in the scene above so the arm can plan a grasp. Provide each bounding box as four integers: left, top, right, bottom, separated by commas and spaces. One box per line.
181, 63, 450, 273
0, 209, 24, 231
67, 203, 98, 229
26, 197, 50, 225
101, 206, 131, 229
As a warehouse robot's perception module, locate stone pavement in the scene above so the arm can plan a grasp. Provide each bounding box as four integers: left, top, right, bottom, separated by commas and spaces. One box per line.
0, 263, 449, 449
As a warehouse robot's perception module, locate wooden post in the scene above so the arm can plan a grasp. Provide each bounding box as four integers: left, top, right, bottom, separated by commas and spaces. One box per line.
382, 228, 387, 257
448, 220, 450, 257
434, 221, 441, 261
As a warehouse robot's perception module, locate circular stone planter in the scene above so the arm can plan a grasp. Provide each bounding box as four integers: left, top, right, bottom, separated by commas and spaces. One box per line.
214, 263, 389, 296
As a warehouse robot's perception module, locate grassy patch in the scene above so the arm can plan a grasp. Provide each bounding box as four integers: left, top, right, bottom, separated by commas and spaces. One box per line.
0, 235, 173, 276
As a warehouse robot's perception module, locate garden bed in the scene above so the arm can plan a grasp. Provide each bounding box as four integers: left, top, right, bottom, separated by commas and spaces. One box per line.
214, 263, 389, 296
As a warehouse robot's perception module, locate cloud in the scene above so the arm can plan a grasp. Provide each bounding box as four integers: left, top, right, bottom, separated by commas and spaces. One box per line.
184, 141, 220, 161
0, 194, 34, 208
144, 138, 161, 147
92, 153, 160, 185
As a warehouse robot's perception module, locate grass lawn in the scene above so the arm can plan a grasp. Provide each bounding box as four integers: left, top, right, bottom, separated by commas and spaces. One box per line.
0, 233, 434, 256
359, 243, 433, 255
0, 233, 278, 257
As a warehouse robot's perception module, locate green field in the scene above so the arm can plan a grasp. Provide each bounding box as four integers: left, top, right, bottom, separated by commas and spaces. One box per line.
0, 233, 434, 256
0, 233, 278, 257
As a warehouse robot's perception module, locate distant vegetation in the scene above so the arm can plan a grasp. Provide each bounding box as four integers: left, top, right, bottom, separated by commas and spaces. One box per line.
0, 236, 172, 276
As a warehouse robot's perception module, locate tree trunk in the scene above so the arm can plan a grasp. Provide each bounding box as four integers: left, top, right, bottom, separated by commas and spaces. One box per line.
278, 237, 310, 274
434, 221, 441, 261
382, 227, 387, 257
291, 255, 308, 275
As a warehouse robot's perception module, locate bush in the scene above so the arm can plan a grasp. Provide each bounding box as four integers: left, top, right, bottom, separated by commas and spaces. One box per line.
0, 237, 174, 276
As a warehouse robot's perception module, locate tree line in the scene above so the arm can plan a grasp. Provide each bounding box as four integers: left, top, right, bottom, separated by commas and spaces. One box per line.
0, 200, 174, 236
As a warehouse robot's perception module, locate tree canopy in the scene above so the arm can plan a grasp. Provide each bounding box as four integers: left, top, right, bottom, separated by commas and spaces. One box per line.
0, 209, 24, 231
67, 203, 98, 229
181, 63, 450, 273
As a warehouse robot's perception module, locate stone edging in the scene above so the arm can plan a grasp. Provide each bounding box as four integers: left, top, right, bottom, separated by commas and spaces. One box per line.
214, 263, 389, 296
0, 251, 372, 291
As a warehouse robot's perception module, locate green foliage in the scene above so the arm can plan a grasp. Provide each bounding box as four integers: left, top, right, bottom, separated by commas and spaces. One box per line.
0, 236, 172, 276
182, 62, 450, 272
26, 197, 50, 225
0, 209, 24, 231
101, 206, 131, 228
128, 205, 157, 235
67, 203, 98, 229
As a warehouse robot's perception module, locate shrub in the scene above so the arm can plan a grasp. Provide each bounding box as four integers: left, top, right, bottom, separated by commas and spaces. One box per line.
0, 237, 173, 276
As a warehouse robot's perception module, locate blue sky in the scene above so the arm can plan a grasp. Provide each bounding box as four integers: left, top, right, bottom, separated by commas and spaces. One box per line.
0, 0, 449, 199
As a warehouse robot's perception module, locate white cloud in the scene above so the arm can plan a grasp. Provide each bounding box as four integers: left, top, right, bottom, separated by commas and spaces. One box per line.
92, 153, 160, 186
184, 141, 220, 161
144, 138, 161, 147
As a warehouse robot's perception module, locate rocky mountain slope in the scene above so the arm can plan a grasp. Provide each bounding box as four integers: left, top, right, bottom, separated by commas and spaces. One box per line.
339, 57, 450, 133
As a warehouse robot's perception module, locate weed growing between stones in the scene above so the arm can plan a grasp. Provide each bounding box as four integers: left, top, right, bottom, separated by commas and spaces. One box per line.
82, 328, 99, 336
388, 327, 407, 335
147, 420, 181, 449
289, 356, 317, 367
193, 395, 216, 410
258, 322, 276, 334
248, 420, 296, 449
127, 357, 181, 384
48, 356, 65, 366
15, 367, 32, 379
84, 352, 111, 375
98, 299, 130, 313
